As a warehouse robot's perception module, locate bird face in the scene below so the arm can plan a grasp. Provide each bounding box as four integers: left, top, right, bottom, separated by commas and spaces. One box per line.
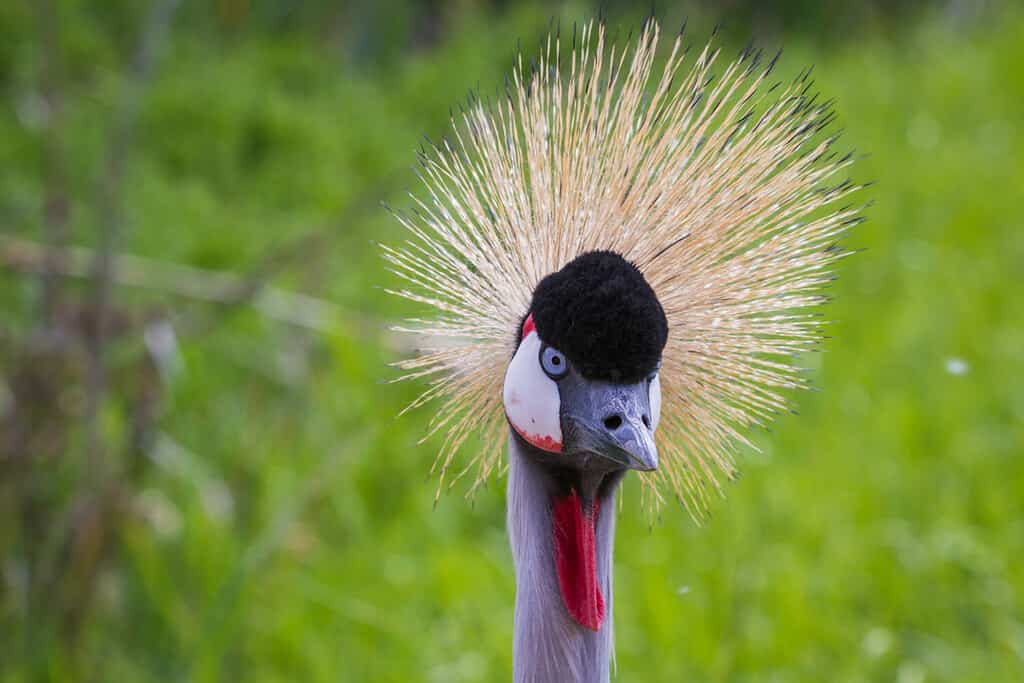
503, 313, 660, 473
502, 251, 668, 478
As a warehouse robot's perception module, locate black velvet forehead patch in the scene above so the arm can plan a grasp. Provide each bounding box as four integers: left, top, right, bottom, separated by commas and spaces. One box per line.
528, 250, 668, 383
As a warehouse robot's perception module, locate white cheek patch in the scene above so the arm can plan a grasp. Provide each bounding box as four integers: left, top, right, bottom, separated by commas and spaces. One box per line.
503, 332, 562, 452
649, 373, 662, 431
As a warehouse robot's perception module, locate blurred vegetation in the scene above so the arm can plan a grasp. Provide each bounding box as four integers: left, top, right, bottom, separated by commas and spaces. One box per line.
1, 0, 1022, 681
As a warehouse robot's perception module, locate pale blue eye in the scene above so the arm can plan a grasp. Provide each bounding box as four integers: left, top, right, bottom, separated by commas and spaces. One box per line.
539, 345, 568, 380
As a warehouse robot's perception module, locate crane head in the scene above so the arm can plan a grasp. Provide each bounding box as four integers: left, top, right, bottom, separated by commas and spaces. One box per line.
503, 251, 666, 476
387, 19, 862, 520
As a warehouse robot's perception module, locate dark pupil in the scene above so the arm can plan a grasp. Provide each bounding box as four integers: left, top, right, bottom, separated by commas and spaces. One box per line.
551, 356, 561, 366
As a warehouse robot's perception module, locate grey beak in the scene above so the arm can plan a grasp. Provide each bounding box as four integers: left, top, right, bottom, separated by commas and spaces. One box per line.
562, 379, 659, 472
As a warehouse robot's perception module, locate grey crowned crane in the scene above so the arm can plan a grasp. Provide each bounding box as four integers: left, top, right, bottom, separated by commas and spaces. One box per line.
384, 20, 862, 683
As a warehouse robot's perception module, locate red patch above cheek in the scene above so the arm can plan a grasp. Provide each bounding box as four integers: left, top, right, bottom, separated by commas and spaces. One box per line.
511, 423, 561, 453
520, 313, 536, 340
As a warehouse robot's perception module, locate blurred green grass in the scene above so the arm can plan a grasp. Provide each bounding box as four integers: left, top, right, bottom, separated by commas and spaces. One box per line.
2, 2, 1023, 681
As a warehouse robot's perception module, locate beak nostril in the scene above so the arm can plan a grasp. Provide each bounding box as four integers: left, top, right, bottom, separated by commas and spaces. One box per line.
642, 414, 651, 429
603, 415, 623, 430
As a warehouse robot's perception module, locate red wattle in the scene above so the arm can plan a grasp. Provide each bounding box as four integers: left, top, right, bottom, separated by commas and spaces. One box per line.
552, 491, 604, 631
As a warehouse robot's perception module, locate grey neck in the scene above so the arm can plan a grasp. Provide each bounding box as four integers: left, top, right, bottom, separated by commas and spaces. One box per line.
506, 433, 619, 683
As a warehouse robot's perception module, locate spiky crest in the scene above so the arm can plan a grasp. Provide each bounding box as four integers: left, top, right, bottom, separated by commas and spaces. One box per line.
383, 20, 863, 517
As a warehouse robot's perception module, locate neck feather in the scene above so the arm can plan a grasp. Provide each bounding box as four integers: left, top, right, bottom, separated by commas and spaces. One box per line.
507, 433, 618, 683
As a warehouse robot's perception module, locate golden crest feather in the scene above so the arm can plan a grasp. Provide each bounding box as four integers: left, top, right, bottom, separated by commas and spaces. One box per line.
383, 20, 862, 516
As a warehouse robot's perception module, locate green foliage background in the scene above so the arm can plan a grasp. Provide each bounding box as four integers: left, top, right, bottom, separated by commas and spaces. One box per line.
1, 1, 1022, 681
